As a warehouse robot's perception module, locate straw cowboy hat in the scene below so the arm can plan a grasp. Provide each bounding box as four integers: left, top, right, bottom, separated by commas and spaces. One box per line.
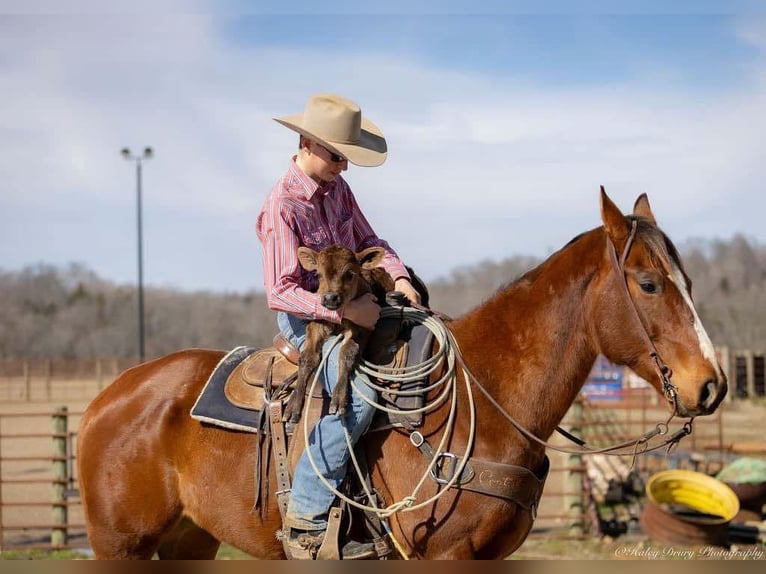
274, 93, 387, 167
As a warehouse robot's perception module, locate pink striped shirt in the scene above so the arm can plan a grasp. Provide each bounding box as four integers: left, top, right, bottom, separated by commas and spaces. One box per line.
256, 157, 410, 323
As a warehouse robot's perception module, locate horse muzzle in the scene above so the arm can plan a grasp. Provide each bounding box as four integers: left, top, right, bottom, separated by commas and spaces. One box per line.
675, 376, 728, 417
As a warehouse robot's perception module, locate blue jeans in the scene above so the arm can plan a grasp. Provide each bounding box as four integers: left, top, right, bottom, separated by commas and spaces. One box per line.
278, 312, 378, 531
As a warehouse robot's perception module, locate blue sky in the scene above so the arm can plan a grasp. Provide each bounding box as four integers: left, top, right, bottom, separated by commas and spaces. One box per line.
1, 2, 765, 292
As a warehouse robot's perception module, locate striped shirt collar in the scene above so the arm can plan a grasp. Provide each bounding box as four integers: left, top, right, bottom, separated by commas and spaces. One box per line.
288, 156, 337, 201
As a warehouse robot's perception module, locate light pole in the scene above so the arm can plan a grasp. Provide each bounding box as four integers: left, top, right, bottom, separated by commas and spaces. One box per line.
121, 147, 153, 363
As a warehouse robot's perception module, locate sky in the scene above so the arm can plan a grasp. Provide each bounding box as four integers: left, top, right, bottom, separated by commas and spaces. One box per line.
1, 1, 766, 293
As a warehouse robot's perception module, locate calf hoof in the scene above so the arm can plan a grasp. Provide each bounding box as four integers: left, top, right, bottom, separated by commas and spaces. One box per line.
329, 394, 348, 417
283, 396, 305, 423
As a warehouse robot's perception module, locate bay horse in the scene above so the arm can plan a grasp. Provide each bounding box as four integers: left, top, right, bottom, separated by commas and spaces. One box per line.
77, 189, 727, 559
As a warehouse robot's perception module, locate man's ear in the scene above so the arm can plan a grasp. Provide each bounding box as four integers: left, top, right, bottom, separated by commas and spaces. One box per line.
297, 247, 319, 271
299, 135, 312, 152
357, 247, 386, 270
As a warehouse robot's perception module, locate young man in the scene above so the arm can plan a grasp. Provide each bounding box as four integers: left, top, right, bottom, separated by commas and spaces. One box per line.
256, 93, 420, 560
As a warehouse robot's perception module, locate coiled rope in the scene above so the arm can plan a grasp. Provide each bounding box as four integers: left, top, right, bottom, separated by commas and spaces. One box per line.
300, 306, 476, 528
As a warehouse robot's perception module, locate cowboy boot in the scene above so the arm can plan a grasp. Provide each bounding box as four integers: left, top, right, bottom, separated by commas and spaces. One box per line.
283, 528, 377, 560
283, 528, 324, 560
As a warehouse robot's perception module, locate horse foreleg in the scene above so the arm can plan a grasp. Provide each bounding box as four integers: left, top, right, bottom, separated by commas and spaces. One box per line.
157, 517, 221, 559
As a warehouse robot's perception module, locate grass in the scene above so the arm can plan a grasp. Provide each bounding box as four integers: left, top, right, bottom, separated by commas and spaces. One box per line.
0, 545, 252, 560
215, 545, 255, 560
0, 549, 91, 560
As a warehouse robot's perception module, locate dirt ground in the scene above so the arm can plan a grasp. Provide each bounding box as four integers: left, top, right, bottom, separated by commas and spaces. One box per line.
513, 536, 764, 560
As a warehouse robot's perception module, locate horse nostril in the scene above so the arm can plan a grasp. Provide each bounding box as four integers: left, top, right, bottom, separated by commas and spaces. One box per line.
699, 379, 717, 408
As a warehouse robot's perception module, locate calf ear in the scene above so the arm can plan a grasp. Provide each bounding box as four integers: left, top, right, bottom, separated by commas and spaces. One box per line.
357, 246, 386, 269
297, 247, 319, 271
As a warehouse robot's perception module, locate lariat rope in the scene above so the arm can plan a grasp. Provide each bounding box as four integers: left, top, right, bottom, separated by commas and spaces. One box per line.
301, 305, 692, 523
301, 307, 476, 521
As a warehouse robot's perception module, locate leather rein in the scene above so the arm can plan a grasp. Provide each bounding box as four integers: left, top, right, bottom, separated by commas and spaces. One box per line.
457, 219, 694, 458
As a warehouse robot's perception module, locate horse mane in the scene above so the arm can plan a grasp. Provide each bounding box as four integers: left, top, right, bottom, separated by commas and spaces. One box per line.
480, 215, 688, 309
485, 229, 593, 302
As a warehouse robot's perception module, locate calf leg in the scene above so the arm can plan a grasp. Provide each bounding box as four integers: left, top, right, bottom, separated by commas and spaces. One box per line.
284, 323, 325, 423
330, 334, 360, 417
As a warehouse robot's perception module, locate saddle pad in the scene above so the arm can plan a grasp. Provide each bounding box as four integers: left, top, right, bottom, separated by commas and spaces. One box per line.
190, 346, 262, 433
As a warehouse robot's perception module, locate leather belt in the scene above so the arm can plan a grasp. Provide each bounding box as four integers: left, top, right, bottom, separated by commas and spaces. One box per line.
409, 430, 549, 517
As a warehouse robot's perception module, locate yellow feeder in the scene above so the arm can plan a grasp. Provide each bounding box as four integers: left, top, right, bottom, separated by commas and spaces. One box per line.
647, 469, 740, 521
640, 469, 740, 546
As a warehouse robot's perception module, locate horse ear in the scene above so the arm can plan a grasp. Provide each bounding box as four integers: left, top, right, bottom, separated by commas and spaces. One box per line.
632, 193, 657, 226
297, 247, 319, 271
357, 246, 386, 269
600, 185, 630, 241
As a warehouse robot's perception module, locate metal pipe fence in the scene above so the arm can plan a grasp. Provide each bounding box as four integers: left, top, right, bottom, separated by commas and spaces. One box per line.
0, 409, 86, 551
0, 381, 749, 551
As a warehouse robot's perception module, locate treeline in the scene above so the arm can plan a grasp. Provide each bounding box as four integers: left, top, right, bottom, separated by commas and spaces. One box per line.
0, 234, 764, 359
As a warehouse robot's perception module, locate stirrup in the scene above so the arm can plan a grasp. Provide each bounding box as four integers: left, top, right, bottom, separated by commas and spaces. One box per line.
316, 505, 343, 559
311, 506, 377, 560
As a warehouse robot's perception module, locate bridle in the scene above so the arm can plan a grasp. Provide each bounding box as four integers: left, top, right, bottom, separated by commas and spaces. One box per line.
459, 218, 693, 458
609, 219, 680, 411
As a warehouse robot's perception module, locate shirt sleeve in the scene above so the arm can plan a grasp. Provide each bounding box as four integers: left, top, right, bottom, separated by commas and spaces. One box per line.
343, 184, 411, 282
256, 195, 342, 323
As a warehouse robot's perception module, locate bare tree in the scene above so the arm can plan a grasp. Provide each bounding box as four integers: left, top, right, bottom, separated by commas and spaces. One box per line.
0, 235, 763, 359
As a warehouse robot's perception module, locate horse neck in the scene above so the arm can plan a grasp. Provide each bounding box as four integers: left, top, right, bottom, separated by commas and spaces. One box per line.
450, 229, 604, 444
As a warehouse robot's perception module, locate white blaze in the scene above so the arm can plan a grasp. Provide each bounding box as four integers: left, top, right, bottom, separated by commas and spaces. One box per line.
667, 262, 723, 377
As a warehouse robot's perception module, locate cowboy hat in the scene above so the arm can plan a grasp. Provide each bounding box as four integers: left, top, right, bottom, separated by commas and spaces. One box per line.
274, 93, 387, 167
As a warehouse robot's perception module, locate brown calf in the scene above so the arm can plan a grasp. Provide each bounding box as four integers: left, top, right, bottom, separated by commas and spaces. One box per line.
282, 245, 395, 423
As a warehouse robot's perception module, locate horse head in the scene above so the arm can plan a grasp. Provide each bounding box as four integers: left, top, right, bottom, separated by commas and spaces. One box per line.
593, 187, 727, 417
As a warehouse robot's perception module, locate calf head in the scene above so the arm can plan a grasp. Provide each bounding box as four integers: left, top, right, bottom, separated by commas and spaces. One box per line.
297, 245, 387, 311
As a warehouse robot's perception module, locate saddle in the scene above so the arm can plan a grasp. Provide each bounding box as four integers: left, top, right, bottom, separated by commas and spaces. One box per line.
213, 317, 434, 559
221, 316, 432, 430
223, 341, 302, 413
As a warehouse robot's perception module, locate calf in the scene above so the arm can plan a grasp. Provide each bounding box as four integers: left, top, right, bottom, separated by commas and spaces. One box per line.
283, 245, 395, 423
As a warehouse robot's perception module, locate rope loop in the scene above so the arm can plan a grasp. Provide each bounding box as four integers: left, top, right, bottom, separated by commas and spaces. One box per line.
300, 306, 477, 526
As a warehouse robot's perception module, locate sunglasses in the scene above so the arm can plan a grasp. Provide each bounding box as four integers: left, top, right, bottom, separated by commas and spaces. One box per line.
316, 143, 346, 163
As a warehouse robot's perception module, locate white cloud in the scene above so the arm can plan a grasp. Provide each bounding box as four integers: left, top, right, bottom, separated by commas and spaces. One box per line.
1, 14, 765, 292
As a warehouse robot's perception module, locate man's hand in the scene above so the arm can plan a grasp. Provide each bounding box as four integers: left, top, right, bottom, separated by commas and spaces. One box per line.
342, 292, 381, 330
394, 278, 422, 306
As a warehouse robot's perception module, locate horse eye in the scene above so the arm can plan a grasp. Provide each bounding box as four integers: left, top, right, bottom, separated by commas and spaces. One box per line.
640, 282, 657, 294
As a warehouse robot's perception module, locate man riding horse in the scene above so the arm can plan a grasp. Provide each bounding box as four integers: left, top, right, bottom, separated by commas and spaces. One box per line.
255, 93, 421, 559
